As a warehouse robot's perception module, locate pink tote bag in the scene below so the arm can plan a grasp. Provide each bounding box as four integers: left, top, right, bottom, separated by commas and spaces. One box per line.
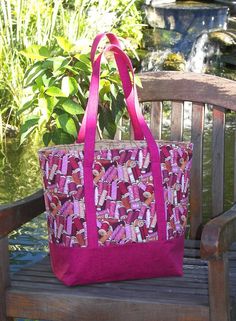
38, 33, 193, 286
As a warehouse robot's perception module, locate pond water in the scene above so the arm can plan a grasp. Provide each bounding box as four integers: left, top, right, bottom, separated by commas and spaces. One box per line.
0, 140, 48, 272
1, 106, 235, 273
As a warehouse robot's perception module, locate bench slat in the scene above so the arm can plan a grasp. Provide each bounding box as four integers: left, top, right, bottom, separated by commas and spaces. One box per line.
212, 106, 225, 217
6, 289, 210, 321
150, 101, 162, 140
170, 101, 183, 141
234, 120, 236, 202
190, 103, 204, 238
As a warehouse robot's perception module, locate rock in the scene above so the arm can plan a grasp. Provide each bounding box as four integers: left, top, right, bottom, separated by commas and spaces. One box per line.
221, 52, 236, 66
228, 17, 236, 29
141, 50, 186, 72
163, 53, 186, 71
143, 28, 182, 50
214, 0, 236, 15
143, 3, 228, 32
145, 0, 176, 6
141, 49, 172, 71
208, 30, 236, 47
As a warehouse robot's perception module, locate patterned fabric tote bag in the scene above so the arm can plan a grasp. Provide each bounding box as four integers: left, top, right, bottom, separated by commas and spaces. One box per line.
38, 33, 193, 286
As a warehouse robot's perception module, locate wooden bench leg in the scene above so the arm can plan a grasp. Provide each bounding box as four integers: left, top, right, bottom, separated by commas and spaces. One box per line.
0, 237, 14, 321
208, 254, 231, 321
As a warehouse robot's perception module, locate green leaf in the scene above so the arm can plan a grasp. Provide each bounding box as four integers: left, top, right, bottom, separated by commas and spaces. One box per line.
74, 60, 91, 73
55, 36, 73, 52
100, 79, 111, 100
42, 74, 51, 87
56, 113, 77, 137
20, 45, 50, 61
134, 74, 143, 88
48, 56, 70, 72
51, 128, 74, 145
64, 65, 80, 76
62, 99, 84, 115
35, 76, 44, 88
110, 83, 118, 98
24, 62, 45, 87
111, 92, 126, 121
61, 76, 78, 96
46, 86, 67, 97
42, 60, 53, 70
17, 99, 36, 116
20, 116, 40, 144
38, 96, 58, 116
74, 53, 91, 66
46, 96, 58, 113
99, 108, 116, 139
43, 132, 52, 146
101, 70, 110, 78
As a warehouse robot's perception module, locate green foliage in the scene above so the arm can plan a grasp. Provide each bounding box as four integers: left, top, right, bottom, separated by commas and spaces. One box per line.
0, 0, 143, 146
19, 39, 128, 145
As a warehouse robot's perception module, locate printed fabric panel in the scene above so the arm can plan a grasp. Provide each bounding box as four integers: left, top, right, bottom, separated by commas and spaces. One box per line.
39, 142, 193, 248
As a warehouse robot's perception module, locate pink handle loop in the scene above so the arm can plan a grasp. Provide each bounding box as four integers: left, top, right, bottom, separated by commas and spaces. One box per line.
83, 44, 167, 248
77, 32, 143, 143
90, 32, 122, 64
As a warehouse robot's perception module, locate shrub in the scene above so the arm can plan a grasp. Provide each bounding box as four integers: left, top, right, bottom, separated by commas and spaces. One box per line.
19, 37, 130, 145
0, 0, 143, 145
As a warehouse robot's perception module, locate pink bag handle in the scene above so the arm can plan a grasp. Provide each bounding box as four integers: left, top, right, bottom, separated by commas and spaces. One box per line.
84, 44, 166, 248
90, 32, 122, 64
77, 32, 144, 143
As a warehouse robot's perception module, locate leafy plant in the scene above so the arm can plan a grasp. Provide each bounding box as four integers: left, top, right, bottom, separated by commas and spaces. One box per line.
19, 37, 128, 145
0, 0, 143, 146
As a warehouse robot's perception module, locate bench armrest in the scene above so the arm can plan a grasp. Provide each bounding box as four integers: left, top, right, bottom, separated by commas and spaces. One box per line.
0, 189, 45, 238
200, 203, 236, 259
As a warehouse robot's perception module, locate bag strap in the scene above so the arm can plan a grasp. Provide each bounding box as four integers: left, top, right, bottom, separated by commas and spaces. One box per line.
90, 32, 122, 64
76, 32, 144, 143
83, 44, 167, 248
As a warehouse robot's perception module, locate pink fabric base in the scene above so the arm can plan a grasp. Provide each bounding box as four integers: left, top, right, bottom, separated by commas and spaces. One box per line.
49, 236, 185, 286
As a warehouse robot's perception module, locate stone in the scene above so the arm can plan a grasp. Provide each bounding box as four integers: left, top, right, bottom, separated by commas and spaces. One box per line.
143, 2, 228, 56
141, 49, 172, 71
163, 53, 186, 71
208, 30, 236, 47
214, 0, 236, 15
145, 0, 176, 6
141, 50, 186, 71
142, 28, 182, 50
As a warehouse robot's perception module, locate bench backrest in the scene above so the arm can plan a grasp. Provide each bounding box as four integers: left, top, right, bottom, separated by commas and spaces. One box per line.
132, 71, 236, 240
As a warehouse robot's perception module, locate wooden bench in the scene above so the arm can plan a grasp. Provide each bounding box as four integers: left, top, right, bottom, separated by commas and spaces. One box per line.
1, 71, 236, 321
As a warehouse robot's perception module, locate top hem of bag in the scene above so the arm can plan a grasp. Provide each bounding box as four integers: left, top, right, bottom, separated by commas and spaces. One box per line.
38, 139, 192, 153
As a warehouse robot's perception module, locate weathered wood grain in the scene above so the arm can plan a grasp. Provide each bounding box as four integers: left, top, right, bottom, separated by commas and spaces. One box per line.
138, 72, 236, 111
170, 101, 183, 141
190, 103, 204, 239
234, 124, 236, 202
0, 189, 45, 237
208, 254, 230, 321
212, 106, 225, 217
150, 101, 162, 139
200, 204, 236, 259
6, 289, 209, 321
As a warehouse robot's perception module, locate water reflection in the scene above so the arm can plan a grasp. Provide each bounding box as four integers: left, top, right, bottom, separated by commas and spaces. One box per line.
0, 139, 48, 272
